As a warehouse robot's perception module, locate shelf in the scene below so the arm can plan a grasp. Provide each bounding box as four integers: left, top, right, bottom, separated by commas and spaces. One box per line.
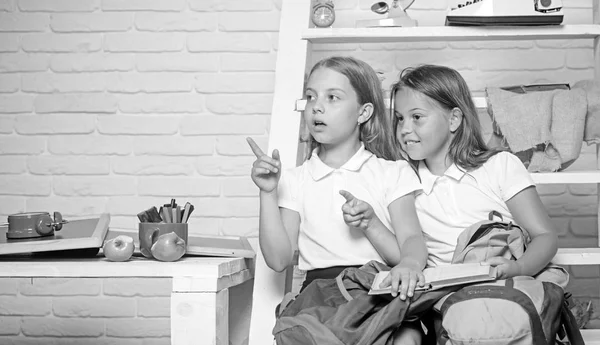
553, 248, 600, 265
302, 25, 600, 44
532, 171, 600, 184
581, 330, 600, 345
0, 256, 249, 278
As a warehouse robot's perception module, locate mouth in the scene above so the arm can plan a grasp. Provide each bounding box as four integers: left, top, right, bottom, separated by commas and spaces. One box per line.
404, 140, 420, 146
313, 120, 326, 127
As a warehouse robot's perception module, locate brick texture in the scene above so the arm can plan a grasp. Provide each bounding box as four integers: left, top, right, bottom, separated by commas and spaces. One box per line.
0, 0, 598, 343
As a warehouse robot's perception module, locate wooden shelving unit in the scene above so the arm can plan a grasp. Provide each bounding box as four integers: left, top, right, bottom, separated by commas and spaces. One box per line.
259, 0, 600, 343
302, 25, 600, 43
532, 171, 600, 184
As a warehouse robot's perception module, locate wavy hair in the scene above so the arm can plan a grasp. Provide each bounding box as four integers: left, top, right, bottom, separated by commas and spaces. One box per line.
304, 56, 398, 161
390, 64, 502, 172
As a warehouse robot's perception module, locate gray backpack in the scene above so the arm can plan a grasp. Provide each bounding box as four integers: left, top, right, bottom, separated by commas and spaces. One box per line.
431, 211, 580, 345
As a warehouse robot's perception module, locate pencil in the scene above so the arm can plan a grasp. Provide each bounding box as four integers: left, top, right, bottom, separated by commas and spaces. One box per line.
162, 207, 172, 223
182, 202, 191, 223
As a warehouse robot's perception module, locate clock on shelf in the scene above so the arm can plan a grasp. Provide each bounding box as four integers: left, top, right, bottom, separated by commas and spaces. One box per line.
312, 0, 335, 28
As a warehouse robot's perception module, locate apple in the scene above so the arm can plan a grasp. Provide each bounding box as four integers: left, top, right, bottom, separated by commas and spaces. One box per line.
103, 235, 135, 262
150, 232, 186, 262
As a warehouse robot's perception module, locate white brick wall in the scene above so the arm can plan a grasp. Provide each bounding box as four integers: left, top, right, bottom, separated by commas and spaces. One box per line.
0, 277, 171, 343
0, 0, 598, 342
0, 0, 280, 235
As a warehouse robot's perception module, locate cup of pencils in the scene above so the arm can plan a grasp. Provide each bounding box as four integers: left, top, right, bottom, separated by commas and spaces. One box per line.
137, 199, 194, 224
137, 199, 194, 262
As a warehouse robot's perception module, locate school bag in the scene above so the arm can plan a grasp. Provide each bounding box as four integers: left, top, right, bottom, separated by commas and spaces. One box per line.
272, 260, 460, 345
431, 211, 582, 345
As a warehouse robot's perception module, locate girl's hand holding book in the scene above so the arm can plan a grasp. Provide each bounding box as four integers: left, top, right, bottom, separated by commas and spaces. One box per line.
380, 260, 426, 300
484, 256, 523, 279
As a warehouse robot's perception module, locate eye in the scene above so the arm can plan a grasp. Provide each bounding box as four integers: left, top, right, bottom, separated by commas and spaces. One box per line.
305, 94, 315, 102
328, 94, 339, 101
394, 112, 404, 121
412, 114, 422, 121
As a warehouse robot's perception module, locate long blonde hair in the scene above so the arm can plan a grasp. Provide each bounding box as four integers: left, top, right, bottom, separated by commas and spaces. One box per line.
390, 64, 502, 171
304, 56, 398, 161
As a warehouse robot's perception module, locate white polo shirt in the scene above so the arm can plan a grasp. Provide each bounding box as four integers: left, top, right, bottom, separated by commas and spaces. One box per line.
415, 151, 534, 268
278, 144, 421, 271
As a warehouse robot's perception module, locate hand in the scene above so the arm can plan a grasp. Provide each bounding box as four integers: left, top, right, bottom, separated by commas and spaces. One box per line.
247, 137, 281, 193
340, 190, 379, 232
484, 257, 522, 279
380, 262, 425, 300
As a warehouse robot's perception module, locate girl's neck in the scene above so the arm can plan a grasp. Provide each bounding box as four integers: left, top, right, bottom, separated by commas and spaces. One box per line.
423, 137, 453, 176
425, 153, 452, 176
318, 140, 362, 169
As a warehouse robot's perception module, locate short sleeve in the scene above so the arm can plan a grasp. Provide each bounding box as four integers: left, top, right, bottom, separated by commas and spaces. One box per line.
492, 151, 535, 201
277, 167, 301, 212
385, 160, 421, 206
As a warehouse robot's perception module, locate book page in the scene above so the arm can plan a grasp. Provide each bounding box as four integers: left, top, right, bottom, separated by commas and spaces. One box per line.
369, 263, 496, 295
422, 262, 492, 283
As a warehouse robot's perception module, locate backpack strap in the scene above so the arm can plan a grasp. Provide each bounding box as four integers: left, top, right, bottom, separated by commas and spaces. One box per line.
465, 220, 519, 247
276, 292, 299, 317
464, 210, 526, 248
560, 293, 586, 345
440, 280, 549, 345
335, 273, 353, 301
488, 210, 503, 221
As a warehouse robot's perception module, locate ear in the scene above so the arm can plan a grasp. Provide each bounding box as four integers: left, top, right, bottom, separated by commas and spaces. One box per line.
357, 103, 374, 124
449, 107, 463, 133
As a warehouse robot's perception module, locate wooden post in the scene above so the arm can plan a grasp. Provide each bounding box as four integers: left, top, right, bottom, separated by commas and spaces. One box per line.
267, 0, 312, 170
171, 288, 229, 345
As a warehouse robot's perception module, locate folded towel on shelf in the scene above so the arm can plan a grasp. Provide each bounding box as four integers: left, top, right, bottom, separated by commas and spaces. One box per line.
486, 87, 587, 172
573, 79, 600, 145
528, 145, 562, 173
486, 88, 554, 152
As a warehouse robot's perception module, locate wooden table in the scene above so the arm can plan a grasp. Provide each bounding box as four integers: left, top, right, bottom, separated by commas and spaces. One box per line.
0, 255, 254, 345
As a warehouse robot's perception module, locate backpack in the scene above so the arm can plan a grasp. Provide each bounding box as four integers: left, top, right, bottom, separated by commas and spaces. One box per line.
431, 211, 582, 345
273, 260, 459, 345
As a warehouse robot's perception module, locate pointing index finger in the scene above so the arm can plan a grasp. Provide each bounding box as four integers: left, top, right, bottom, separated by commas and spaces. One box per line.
246, 137, 265, 158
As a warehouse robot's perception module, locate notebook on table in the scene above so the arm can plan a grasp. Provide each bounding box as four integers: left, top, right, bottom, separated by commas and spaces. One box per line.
106, 228, 255, 258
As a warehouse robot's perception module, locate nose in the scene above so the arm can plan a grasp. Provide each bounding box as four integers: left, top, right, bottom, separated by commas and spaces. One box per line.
312, 98, 324, 114
399, 120, 412, 135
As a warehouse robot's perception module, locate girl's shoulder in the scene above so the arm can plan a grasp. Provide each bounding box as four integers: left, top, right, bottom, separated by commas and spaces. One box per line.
482, 151, 525, 170
369, 156, 414, 171
367, 156, 418, 184
474, 151, 531, 187
281, 160, 309, 180
476, 150, 534, 201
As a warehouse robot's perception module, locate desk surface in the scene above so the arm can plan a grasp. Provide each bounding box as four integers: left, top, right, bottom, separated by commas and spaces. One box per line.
0, 255, 250, 279
0, 255, 253, 293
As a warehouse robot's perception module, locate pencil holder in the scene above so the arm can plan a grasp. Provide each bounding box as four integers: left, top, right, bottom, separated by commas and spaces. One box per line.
138, 223, 188, 262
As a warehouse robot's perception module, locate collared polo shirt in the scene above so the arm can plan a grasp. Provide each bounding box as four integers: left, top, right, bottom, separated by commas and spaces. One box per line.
278, 144, 421, 271
415, 151, 534, 267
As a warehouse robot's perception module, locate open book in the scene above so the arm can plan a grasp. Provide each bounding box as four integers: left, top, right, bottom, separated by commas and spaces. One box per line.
368, 263, 497, 295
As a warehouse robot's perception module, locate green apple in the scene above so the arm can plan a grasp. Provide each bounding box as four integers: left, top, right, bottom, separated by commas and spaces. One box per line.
103, 235, 135, 262
150, 232, 186, 262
